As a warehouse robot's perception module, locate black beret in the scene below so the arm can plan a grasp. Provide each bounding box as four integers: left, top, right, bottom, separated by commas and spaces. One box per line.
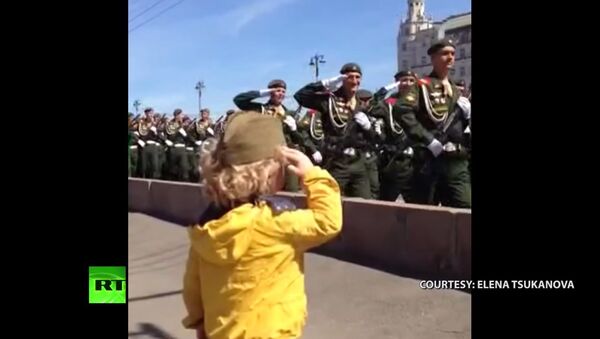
340, 62, 362, 75
394, 70, 418, 80
427, 38, 456, 55
173, 108, 183, 116
356, 89, 373, 100
267, 79, 287, 89
144, 107, 153, 113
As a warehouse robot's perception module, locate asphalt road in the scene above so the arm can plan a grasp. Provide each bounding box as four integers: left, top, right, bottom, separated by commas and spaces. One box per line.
128, 213, 471, 339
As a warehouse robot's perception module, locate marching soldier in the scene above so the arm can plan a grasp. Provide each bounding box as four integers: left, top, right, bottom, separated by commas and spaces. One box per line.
371, 70, 419, 202
294, 63, 378, 199
393, 39, 471, 208
128, 113, 139, 177
164, 109, 191, 181
357, 89, 381, 200
187, 108, 215, 182
137, 108, 163, 179
233, 79, 308, 192
298, 108, 324, 165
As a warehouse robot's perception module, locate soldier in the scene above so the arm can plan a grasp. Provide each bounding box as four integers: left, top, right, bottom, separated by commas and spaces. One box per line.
294, 63, 378, 199
393, 39, 471, 208
357, 89, 381, 200
164, 109, 191, 181
233, 79, 309, 192
371, 70, 419, 202
128, 113, 133, 176
128, 113, 139, 177
187, 108, 214, 182
297, 108, 324, 165
137, 108, 162, 179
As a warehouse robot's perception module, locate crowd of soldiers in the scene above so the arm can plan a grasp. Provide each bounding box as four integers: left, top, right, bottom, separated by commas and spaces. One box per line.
128, 38, 471, 208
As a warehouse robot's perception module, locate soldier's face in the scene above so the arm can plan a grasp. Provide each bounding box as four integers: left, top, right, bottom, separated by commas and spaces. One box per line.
432, 47, 456, 72
145, 111, 154, 119
270, 87, 286, 105
201, 111, 209, 120
398, 76, 416, 93
343, 72, 361, 93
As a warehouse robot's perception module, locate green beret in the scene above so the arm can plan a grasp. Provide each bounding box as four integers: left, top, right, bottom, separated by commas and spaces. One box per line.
268, 79, 287, 89
340, 62, 362, 75
173, 108, 183, 116
219, 111, 286, 165
357, 89, 373, 100
394, 70, 417, 81
427, 38, 456, 56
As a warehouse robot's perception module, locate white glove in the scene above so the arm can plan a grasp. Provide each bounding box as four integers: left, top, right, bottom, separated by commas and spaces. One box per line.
374, 119, 383, 135
384, 81, 401, 92
312, 151, 323, 164
283, 116, 297, 131
178, 128, 187, 137
353, 112, 371, 130
137, 140, 146, 147
150, 126, 157, 133
427, 139, 443, 157
457, 96, 471, 120
320, 75, 346, 91
464, 126, 471, 134
133, 131, 140, 136
165, 140, 174, 147
195, 140, 203, 146
259, 89, 272, 97
207, 127, 214, 136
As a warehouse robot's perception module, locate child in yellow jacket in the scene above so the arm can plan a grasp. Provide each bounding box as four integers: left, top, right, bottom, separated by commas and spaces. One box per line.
182, 111, 343, 339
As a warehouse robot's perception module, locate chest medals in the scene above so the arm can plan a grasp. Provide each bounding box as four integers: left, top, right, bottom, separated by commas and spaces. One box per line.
328, 95, 357, 129
422, 81, 452, 123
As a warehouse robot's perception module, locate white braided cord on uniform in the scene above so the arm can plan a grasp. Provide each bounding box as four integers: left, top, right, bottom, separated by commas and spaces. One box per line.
388, 102, 404, 135
309, 113, 324, 140
328, 96, 347, 129
421, 84, 447, 123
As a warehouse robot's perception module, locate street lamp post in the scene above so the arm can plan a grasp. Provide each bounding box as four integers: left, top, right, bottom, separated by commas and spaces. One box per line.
133, 99, 141, 114
309, 54, 326, 81
195, 81, 205, 112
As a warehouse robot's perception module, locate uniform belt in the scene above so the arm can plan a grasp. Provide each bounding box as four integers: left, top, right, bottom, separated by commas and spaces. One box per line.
146, 140, 159, 145
174, 143, 186, 148
129, 145, 138, 149
186, 147, 194, 151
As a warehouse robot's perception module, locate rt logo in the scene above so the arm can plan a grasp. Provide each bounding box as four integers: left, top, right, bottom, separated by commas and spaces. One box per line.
89, 266, 126, 304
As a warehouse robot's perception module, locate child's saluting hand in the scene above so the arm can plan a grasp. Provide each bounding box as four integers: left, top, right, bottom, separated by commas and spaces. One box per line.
281, 146, 315, 178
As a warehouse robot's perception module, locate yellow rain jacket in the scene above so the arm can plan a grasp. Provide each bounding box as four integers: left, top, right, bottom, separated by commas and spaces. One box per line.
182, 167, 342, 339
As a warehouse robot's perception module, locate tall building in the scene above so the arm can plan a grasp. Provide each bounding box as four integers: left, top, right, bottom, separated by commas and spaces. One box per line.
397, 0, 471, 86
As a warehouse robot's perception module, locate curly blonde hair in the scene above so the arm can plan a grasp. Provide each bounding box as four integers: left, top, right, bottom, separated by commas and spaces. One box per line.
199, 142, 286, 208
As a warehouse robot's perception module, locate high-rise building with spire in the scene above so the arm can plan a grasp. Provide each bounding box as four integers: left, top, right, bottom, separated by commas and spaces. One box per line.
397, 0, 471, 86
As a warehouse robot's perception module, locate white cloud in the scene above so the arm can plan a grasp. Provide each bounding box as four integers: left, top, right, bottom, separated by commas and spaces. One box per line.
213, 0, 299, 36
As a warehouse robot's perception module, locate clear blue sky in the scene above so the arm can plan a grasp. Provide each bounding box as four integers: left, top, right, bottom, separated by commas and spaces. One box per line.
128, 0, 471, 118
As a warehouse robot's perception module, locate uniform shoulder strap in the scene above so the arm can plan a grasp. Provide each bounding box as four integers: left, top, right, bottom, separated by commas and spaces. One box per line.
257, 195, 297, 215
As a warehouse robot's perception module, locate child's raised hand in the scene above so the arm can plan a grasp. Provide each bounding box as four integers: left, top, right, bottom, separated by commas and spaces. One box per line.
281, 146, 315, 178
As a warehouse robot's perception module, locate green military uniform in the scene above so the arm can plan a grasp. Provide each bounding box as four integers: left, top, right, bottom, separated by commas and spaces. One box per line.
233, 79, 309, 192
294, 63, 378, 199
128, 113, 139, 177
187, 117, 214, 182
357, 89, 381, 200
298, 109, 325, 161
156, 116, 169, 180
137, 112, 162, 179
164, 111, 191, 182
370, 70, 419, 202
393, 39, 471, 208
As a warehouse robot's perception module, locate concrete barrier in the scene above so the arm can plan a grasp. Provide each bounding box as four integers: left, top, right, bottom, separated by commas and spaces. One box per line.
128, 178, 471, 279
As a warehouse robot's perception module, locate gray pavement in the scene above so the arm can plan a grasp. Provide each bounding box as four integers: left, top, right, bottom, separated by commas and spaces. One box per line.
128, 213, 471, 339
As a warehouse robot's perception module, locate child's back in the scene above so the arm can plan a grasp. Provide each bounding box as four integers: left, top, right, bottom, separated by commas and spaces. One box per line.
182, 112, 342, 339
